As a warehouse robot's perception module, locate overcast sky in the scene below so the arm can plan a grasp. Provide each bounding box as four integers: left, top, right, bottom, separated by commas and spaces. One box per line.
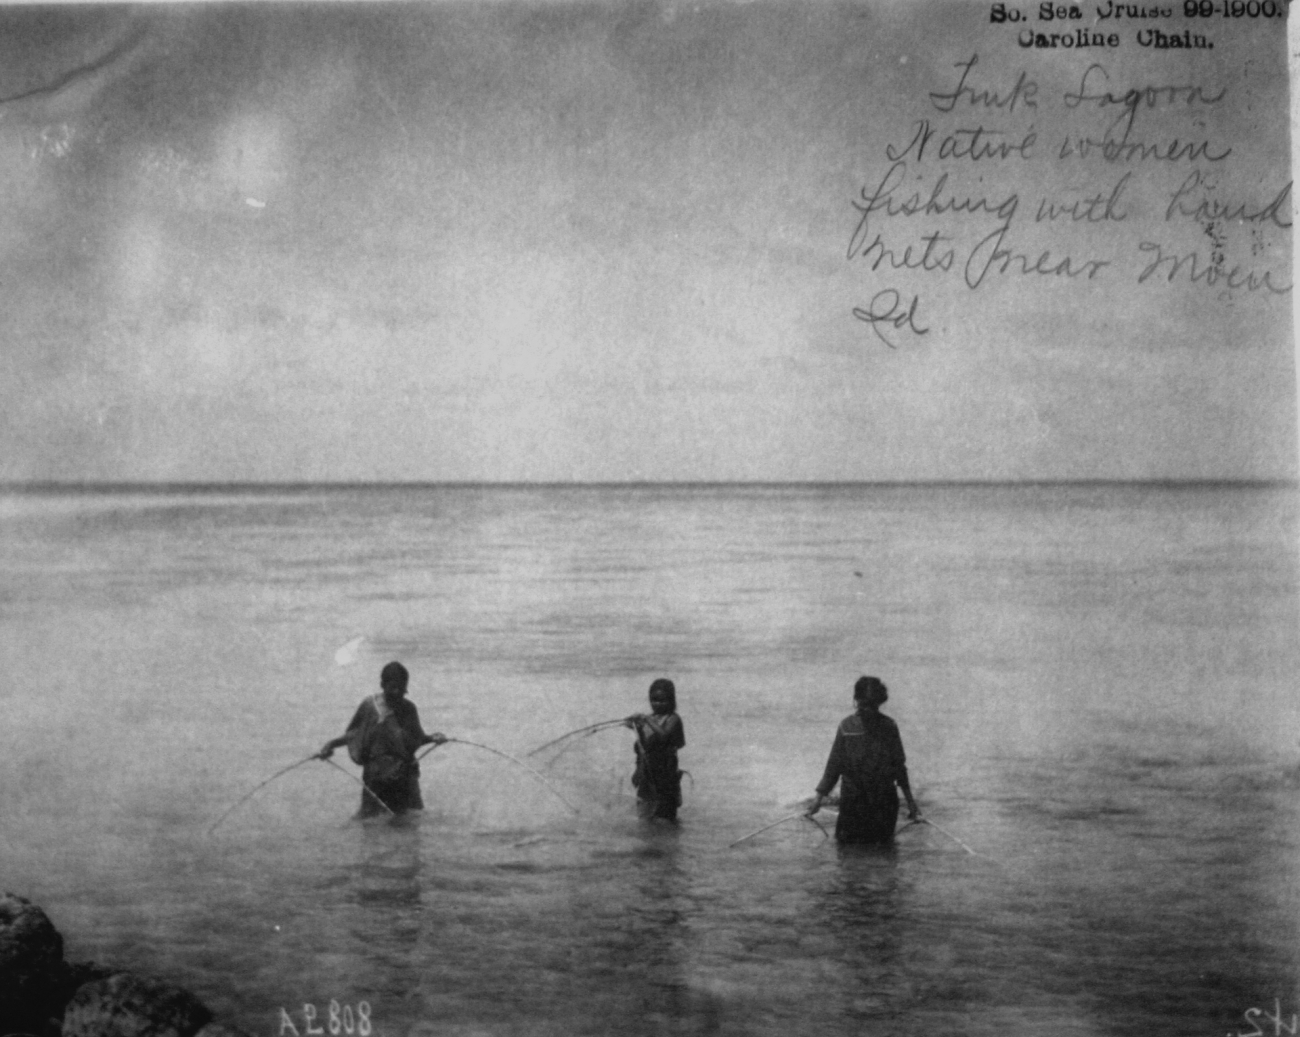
0, 1, 1292, 482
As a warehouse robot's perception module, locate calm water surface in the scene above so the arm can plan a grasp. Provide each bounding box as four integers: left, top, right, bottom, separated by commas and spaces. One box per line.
1, 484, 1297, 1037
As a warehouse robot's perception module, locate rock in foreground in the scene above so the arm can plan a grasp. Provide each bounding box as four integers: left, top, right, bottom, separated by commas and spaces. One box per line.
0, 891, 66, 1035
63, 972, 214, 1037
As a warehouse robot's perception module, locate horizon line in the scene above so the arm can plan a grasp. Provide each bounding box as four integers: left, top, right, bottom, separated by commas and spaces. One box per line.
2, 478, 1297, 493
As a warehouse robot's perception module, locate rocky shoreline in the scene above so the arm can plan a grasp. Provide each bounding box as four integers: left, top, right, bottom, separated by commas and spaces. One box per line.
1, 893, 252, 1037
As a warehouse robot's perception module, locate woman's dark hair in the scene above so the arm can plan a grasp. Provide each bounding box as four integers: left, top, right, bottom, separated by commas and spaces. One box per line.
853, 675, 887, 707
648, 677, 676, 709
380, 661, 410, 690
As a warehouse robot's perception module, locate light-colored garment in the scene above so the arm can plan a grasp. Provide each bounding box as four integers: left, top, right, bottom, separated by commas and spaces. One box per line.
345, 694, 430, 814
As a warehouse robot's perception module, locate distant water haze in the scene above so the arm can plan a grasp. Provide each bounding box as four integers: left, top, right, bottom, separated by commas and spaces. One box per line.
1, 483, 1296, 1035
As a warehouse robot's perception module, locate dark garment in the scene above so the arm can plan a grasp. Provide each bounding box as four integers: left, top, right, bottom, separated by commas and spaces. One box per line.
816, 709, 910, 844
346, 695, 429, 817
632, 712, 685, 820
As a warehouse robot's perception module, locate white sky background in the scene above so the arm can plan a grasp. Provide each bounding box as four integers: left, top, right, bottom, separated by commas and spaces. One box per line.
0, 0, 1293, 483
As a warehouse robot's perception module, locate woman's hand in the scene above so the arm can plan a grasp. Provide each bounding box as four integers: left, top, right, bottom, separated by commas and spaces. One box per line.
806, 793, 825, 817
424, 732, 448, 746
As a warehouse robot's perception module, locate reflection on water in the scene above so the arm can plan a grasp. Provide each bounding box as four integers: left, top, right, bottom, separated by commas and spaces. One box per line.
345, 829, 427, 1016
0, 484, 1297, 1036
816, 847, 905, 1021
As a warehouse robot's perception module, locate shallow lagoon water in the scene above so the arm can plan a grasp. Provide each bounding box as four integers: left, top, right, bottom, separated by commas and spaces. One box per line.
1, 483, 1297, 1036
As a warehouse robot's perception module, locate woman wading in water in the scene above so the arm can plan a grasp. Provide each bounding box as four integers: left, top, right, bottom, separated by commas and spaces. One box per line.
318, 661, 446, 817
807, 676, 919, 844
626, 678, 686, 822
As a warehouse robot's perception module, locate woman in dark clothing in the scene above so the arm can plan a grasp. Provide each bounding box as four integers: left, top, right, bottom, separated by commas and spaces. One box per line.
625, 678, 686, 821
318, 661, 446, 817
808, 676, 919, 844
